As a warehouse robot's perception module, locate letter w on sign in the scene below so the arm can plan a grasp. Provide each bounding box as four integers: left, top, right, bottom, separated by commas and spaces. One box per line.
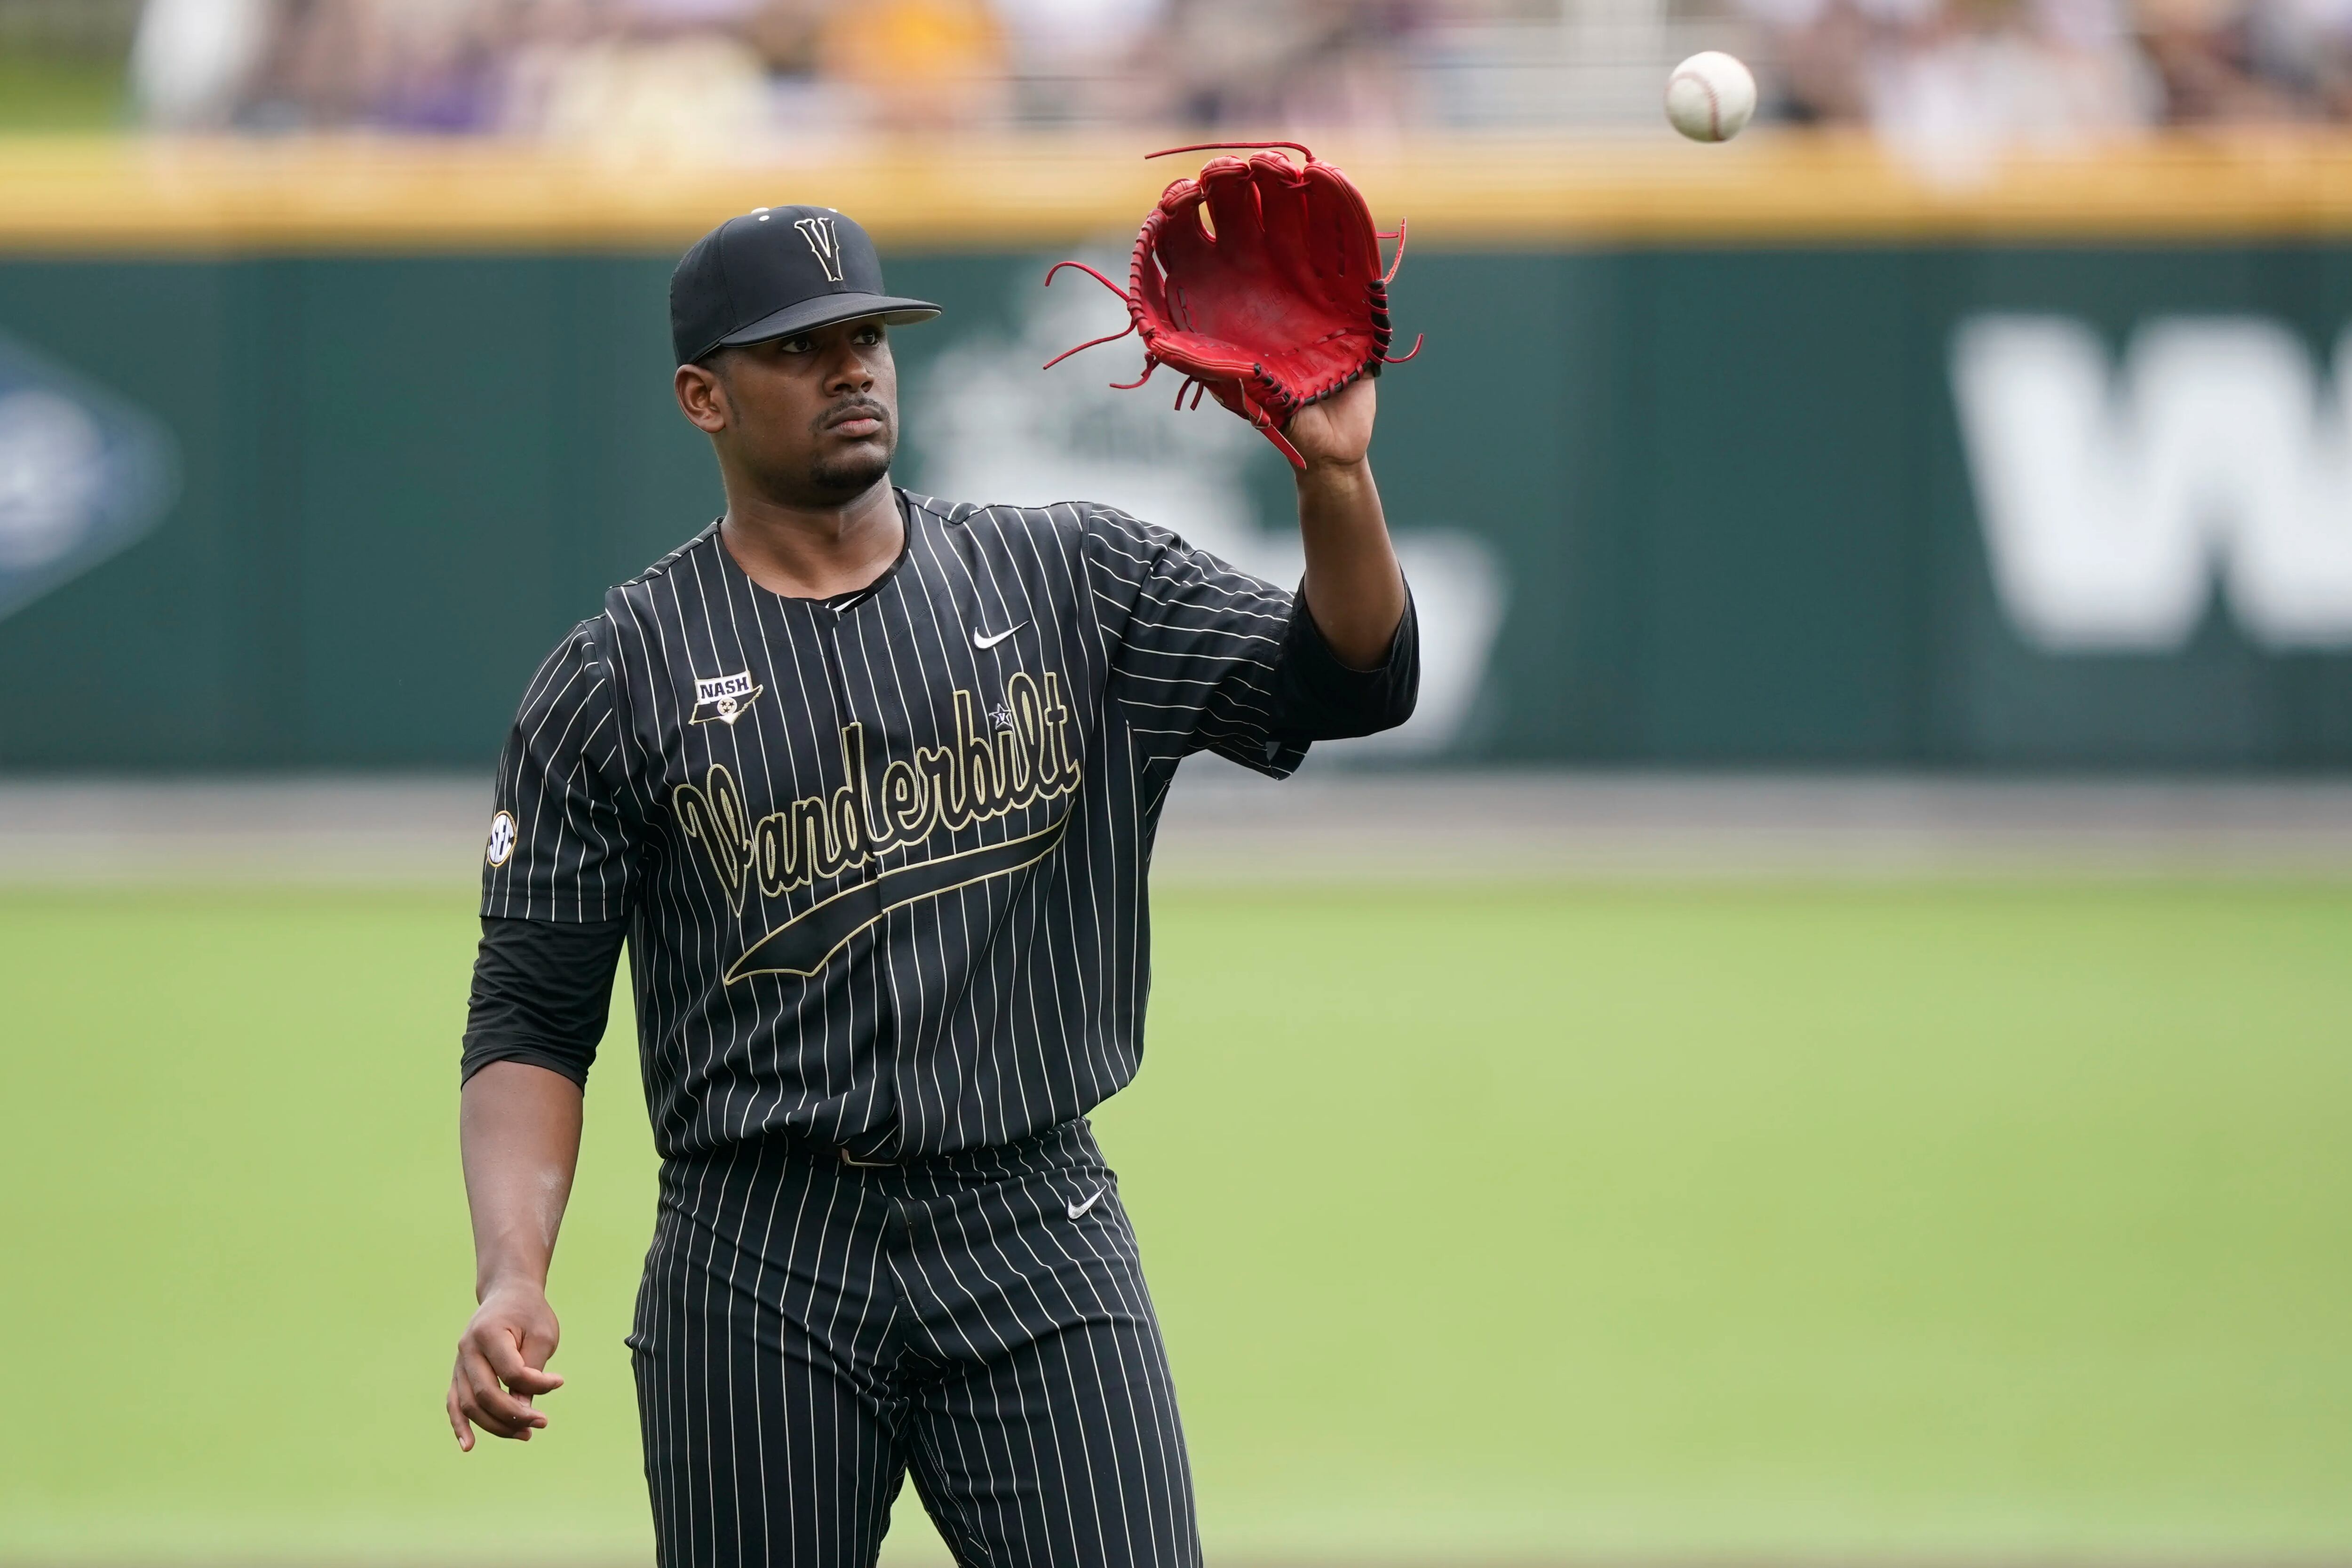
1952, 314, 2352, 652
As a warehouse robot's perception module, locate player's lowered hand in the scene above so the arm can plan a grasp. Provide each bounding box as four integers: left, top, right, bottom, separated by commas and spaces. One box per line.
447, 1282, 564, 1450
1282, 375, 1375, 471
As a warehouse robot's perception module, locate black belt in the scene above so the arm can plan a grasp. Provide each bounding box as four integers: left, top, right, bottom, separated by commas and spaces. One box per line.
768, 1130, 903, 1169
760, 1117, 1090, 1174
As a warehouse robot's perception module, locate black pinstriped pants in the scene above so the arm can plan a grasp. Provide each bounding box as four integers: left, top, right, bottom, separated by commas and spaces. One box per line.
628, 1121, 1202, 1568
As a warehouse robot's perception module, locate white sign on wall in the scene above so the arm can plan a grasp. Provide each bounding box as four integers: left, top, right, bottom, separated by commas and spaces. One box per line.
0, 331, 179, 626
1952, 313, 2352, 652
914, 266, 1505, 756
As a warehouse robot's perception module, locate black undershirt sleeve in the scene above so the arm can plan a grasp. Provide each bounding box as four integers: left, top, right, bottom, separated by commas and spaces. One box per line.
460, 916, 629, 1088
1267, 587, 1422, 742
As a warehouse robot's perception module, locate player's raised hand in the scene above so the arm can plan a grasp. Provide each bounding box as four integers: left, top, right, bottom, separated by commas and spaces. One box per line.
447, 1282, 564, 1449
1283, 375, 1376, 470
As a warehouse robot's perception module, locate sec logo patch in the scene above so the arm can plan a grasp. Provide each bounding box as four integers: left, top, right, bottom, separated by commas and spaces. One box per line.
486, 810, 518, 868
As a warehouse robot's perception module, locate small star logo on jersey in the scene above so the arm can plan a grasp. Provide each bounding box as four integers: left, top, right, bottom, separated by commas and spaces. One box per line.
691, 669, 764, 726
989, 701, 1015, 732
485, 810, 517, 868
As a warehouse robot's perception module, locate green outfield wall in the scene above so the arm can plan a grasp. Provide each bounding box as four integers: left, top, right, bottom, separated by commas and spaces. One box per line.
4, 243, 2351, 771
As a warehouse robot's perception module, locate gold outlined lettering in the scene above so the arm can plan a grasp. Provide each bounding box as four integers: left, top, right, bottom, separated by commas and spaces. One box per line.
674, 765, 751, 909
673, 674, 1083, 910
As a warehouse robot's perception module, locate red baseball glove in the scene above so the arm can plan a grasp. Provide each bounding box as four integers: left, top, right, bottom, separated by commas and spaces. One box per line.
1044, 142, 1421, 469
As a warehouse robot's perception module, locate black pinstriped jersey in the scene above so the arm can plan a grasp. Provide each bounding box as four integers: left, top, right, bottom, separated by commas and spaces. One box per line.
473, 489, 1416, 1160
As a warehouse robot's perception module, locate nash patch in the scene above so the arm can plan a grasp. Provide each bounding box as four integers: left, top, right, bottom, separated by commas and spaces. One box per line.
691, 669, 763, 726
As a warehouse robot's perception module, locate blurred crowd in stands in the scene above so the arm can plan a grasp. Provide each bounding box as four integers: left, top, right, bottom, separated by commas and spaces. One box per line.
83, 0, 2352, 143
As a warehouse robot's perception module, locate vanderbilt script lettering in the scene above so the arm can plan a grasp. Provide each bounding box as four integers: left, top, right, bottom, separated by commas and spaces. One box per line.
673, 670, 1080, 909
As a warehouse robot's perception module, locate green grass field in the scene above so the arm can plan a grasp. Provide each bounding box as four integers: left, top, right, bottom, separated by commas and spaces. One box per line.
2, 881, 2348, 1563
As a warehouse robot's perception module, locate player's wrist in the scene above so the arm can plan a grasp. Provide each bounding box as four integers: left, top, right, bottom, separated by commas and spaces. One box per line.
1292, 450, 1371, 484
475, 1269, 552, 1306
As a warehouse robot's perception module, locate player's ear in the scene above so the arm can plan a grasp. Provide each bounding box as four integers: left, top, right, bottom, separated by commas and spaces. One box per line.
675, 360, 731, 434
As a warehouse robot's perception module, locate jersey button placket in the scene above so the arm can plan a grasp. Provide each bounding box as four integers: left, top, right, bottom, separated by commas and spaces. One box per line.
818, 597, 904, 1159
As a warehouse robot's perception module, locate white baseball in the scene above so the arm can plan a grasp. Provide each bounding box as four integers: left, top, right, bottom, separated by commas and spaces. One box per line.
1665, 51, 1756, 143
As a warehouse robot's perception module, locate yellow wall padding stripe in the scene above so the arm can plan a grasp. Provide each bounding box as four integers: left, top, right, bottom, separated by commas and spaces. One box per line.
8, 131, 2352, 253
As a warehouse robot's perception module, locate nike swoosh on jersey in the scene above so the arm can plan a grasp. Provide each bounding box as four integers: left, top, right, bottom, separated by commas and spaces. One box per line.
724, 812, 1071, 983
1066, 1187, 1104, 1219
973, 623, 1027, 650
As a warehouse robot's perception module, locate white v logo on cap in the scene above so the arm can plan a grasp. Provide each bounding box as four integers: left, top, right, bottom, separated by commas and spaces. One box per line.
795, 217, 845, 284
672, 206, 942, 365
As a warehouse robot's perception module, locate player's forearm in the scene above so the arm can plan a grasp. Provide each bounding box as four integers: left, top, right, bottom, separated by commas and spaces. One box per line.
1295, 455, 1407, 670
459, 1061, 584, 1299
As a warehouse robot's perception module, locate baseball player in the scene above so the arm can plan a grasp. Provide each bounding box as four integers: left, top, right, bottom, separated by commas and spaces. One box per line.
446, 205, 1418, 1568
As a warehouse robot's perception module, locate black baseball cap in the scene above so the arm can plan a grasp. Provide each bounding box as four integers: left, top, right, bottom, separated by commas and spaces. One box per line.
670, 205, 940, 366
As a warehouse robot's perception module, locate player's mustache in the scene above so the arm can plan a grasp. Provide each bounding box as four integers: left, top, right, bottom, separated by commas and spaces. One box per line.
819, 398, 890, 431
